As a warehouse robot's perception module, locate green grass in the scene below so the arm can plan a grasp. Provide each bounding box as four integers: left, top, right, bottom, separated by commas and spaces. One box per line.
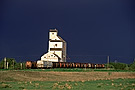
0, 68, 135, 72
0, 78, 135, 90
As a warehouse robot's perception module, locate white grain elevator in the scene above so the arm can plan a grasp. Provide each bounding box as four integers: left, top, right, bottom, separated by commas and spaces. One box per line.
38, 29, 66, 64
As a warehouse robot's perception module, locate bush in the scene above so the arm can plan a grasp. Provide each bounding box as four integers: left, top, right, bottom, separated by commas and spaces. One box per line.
0, 59, 4, 69
129, 60, 135, 70
109, 62, 127, 70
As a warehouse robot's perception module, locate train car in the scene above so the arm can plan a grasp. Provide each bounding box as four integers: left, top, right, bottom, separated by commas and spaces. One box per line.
26, 61, 32, 69
101, 64, 105, 68
37, 61, 53, 68
65, 62, 70, 68
31, 61, 37, 69
88, 63, 91, 68
26, 61, 37, 69
53, 62, 60, 68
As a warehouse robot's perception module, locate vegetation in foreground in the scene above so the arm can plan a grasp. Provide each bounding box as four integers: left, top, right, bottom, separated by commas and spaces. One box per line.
0, 78, 135, 90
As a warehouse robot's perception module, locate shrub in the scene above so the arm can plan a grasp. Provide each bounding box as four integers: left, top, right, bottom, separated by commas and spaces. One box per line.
109, 62, 127, 70
129, 60, 135, 70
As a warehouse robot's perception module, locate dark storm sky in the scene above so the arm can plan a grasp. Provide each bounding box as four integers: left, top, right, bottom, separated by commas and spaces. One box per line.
0, 0, 135, 63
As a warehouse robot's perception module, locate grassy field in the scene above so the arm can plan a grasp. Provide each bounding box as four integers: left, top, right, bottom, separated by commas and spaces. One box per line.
0, 69, 135, 90
0, 78, 135, 90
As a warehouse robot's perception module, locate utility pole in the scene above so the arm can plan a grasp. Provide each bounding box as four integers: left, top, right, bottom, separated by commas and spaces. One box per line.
7, 62, 8, 69
85, 64, 86, 71
4, 57, 6, 69
114, 60, 117, 63
107, 56, 110, 69
20, 63, 23, 69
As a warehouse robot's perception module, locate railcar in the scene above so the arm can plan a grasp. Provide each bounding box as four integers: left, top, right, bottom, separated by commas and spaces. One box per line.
26, 61, 37, 69
37, 61, 52, 68
26, 61, 32, 69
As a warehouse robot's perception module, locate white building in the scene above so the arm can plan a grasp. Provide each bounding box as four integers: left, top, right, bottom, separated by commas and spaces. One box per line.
37, 29, 66, 67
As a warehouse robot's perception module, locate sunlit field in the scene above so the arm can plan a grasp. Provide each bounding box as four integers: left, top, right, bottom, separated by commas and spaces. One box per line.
0, 69, 135, 90
0, 79, 135, 90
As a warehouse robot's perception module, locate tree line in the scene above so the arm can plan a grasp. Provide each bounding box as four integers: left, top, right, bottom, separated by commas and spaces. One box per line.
107, 61, 135, 70
0, 58, 26, 69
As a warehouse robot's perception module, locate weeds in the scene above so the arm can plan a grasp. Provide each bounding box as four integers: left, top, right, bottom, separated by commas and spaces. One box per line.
108, 72, 112, 76
0, 83, 12, 88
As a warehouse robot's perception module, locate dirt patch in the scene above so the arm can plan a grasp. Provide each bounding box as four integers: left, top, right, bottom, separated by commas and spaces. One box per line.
0, 71, 135, 82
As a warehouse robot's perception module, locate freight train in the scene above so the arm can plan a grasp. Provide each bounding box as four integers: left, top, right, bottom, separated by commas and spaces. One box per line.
25, 61, 105, 69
